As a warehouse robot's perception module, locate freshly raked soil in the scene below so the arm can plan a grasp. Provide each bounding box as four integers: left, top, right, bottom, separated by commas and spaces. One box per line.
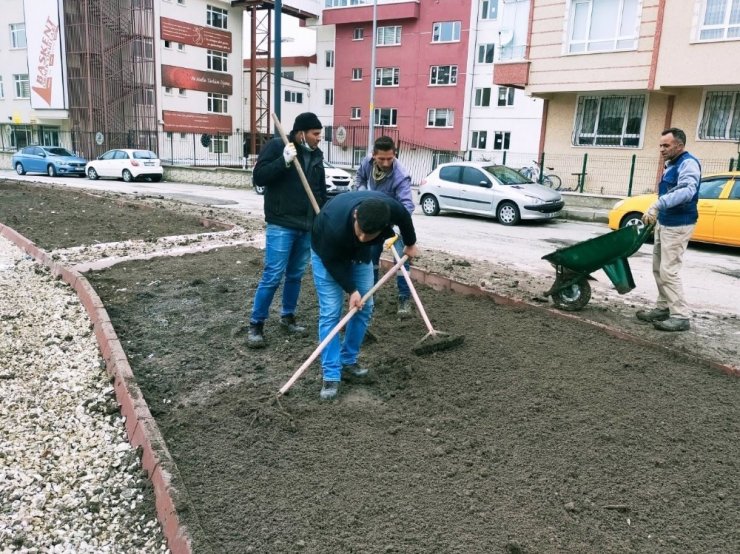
3, 180, 738, 553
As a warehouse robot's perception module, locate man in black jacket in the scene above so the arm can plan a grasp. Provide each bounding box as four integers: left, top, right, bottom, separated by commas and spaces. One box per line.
311, 191, 418, 400
246, 112, 327, 347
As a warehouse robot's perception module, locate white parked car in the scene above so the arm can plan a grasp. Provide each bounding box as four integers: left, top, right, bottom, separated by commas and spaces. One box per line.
253, 159, 352, 196
85, 149, 163, 182
418, 162, 564, 226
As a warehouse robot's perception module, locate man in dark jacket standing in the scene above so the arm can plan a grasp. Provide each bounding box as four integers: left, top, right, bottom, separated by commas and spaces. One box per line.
246, 112, 327, 347
311, 191, 418, 400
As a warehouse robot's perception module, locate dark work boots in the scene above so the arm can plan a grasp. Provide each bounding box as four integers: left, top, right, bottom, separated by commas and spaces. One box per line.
636, 308, 670, 322
280, 314, 307, 337
246, 322, 265, 349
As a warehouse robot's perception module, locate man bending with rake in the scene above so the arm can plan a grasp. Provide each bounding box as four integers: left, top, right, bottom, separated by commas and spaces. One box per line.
311, 191, 418, 401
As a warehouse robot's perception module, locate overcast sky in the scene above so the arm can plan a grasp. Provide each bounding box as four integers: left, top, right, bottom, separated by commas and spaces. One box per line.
243, 14, 317, 58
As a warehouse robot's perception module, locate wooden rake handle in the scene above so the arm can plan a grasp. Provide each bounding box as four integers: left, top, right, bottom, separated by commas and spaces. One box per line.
271, 113, 321, 215
277, 254, 409, 397
387, 238, 438, 337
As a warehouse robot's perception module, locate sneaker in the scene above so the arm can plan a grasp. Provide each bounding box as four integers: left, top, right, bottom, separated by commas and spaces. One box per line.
636, 308, 670, 322
246, 322, 265, 348
320, 381, 339, 401
653, 317, 690, 332
280, 314, 307, 336
342, 363, 369, 379
397, 298, 412, 317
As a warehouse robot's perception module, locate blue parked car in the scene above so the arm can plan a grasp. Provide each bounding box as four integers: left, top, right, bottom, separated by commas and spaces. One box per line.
12, 145, 88, 177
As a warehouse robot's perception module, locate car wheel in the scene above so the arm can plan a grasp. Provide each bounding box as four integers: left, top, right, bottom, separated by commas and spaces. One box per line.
551, 279, 592, 311
420, 194, 440, 216
47, 165, 57, 177
122, 169, 134, 182
87, 167, 99, 180
254, 183, 265, 195
620, 211, 654, 242
15, 163, 26, 175
496, 201, 521, 226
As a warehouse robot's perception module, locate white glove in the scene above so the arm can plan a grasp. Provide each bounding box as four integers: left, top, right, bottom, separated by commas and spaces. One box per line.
642, 205, 658, 225
283, 143, 297, 166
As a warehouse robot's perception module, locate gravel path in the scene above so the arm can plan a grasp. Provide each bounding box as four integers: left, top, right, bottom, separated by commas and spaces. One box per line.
0, 235, 168, 553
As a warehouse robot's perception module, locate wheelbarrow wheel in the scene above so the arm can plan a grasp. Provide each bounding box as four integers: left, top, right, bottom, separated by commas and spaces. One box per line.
551, 278, 591, 311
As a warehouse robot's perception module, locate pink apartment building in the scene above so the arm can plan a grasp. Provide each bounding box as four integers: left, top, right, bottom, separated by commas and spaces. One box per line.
323, 0, 473, 151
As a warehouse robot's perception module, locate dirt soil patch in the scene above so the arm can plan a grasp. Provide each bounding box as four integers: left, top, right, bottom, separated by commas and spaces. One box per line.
3, 181, 738, 553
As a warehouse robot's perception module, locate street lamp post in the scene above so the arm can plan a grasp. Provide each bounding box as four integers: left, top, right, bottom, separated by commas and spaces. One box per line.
367, 0, 377, 155
274, 0, 283, 132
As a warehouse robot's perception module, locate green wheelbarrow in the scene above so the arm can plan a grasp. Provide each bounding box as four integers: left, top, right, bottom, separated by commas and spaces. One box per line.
542, 224, 654, 311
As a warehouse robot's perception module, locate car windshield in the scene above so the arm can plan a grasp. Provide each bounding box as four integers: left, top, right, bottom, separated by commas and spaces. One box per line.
482, 165, 532, 185
133, 150, 157, 159
45, 148, 74, 156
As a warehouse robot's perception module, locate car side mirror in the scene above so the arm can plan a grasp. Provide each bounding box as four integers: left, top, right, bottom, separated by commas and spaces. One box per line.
40, 152, 47, 157
480, 180, 491, 188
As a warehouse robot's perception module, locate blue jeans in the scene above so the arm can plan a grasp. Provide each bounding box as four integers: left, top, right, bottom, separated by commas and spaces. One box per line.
250, 223, 311, 324
311, 250, 375, 382
370, 233, 410, 301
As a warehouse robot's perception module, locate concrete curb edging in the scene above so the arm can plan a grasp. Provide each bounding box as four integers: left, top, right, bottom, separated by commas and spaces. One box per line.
384, 260, 739, 378
0, 223, 200, 554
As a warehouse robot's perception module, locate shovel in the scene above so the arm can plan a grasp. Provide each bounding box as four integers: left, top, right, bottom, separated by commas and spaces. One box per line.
277, 254, 408, 397
385, 236, 464, 356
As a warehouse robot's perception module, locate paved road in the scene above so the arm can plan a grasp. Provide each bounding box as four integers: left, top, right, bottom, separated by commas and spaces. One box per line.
3, 171, 738, 316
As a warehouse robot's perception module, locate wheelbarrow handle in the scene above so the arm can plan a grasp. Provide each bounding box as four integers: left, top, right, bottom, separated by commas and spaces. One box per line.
277, 254, 409, 397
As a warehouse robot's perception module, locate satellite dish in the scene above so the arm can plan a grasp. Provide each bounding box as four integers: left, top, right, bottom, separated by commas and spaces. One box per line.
498, 29, 514, 46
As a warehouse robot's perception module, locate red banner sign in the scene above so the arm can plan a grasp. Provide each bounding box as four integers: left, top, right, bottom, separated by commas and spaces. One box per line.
161, 17, 232, 53
162, 111, 232, 134
161, 65, 232, 95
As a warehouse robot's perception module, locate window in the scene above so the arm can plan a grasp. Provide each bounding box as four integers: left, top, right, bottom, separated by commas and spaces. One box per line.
178, 88, 187, 96
14, 74, 30, 99
164, 40, 172, 49
164, 86, 173, 95
478, 43, 494, 63
352, 68, 363, 80
427, 108, 454, 128
353, 27, 364, 40
480, 0, 499, 20
208, 92, 228, 113
10, 23, 26, 48
377, 26, 401, 46
284, 90, 304, 103
177, 43, 185, 52
327, 0, 369, 6
375, 67, 399, 86
325, 50, 335, 68
209, 135, 229, 154
10, 125, 32, 149
568, 0, 640, 53
474, 88, 491, 107
493, 131, 510, 150
282, 70, 295, 79
573, 94, 645, 147
699, 0, 740, 40
699, 91, 740, 140
207, 5, 228, 29
373, 108, 398, 126
432, 21, 461, 43
180, 132, 187, 139
166, 132, 173, 139
325, 89, 334, 105
353, 148, 366, 165
177, 0, 185, 4
39, 127, 61, 146
497, 87, 515, 107
430, 65, 458, 85
134, 38, 154, 59
137, 88, 155, 105
351, 107, 361, 120
207, 50, 228, 72
471, 131, 487, 149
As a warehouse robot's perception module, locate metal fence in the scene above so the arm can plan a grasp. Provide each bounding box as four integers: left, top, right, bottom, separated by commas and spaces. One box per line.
2, 126, 737, 197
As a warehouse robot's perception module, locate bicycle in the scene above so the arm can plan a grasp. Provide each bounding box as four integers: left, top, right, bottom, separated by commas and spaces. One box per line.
519, 160, 562, 190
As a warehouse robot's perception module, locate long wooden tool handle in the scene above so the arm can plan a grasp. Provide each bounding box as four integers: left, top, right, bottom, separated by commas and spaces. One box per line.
277, 254, 409, 397
388, 241, 436, 336
271, 113, 321, 215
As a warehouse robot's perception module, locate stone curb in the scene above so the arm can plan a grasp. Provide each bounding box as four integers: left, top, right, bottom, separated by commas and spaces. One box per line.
0, 223, 200, 554
382, 259, 739, 378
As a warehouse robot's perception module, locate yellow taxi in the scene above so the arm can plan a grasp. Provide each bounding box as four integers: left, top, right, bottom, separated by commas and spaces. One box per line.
607, 172, 740, 247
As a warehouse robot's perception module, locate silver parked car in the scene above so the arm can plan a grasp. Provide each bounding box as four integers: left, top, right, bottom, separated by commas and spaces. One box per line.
418, 162, 565, 226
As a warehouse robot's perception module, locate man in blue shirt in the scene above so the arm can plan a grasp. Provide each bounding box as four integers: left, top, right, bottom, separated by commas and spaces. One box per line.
354, 136, 416, 316
636, 128, 700, 332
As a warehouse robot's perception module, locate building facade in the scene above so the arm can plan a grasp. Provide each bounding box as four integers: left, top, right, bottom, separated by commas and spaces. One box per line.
496, 0, 740, 194
314, 0, 543, 166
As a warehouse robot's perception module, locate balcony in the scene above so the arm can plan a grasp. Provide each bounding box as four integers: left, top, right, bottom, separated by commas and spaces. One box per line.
323, 0, 420, 25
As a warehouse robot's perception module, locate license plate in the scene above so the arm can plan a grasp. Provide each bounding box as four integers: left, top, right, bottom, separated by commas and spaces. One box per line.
144, 161, 154, 166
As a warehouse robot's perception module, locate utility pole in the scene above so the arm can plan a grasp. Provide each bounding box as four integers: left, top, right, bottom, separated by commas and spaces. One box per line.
367, 0, 377, 154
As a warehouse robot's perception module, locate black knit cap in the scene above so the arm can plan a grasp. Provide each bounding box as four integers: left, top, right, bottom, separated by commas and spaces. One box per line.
292, 112, 323, 132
